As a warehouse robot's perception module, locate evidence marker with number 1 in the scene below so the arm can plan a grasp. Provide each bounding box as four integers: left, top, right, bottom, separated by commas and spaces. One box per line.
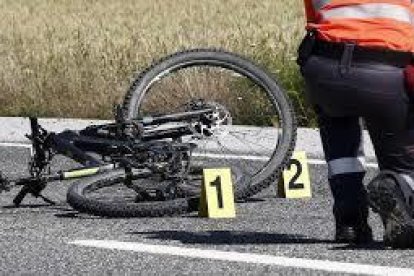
278, 151, 312, 198
199, 168, 236, 218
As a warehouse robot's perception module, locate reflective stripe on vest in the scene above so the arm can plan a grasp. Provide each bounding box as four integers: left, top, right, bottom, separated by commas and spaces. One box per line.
327, 157, 365, 178
321, 3, 413, 24
305, 0, 414, 52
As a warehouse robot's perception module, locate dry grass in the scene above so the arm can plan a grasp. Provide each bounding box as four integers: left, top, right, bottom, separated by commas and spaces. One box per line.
0, 0, 315, 125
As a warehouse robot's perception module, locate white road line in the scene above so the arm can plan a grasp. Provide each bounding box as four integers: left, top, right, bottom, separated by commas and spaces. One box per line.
70, 240, 413, 275
0, 143, 379, 168
0, 142, 33, 155
193, 153, 379, 168
308, 158, 378, 168
0, 142, 31, 148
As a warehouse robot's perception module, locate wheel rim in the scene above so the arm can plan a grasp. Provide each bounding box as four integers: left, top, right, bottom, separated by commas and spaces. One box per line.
125, 52, 295, 196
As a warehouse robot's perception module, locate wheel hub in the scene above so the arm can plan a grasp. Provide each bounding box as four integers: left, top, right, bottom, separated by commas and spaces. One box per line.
186, 99, 232, 136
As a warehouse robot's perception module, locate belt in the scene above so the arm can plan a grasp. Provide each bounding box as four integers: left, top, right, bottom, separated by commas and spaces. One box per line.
312, 40, 413, 68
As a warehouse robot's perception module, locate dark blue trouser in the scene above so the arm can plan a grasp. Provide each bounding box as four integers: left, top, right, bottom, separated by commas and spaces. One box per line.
301, 54, 414, 203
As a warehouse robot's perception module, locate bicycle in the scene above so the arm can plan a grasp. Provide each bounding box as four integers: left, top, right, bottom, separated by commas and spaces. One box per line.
0, 48, 297, 217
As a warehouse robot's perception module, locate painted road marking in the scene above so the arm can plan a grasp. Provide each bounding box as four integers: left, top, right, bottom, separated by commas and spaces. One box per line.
70, 240, 414, 275
0, 142, 31, 148
0, 143, 379, 168
193, 152, 379, 168
0, 143, 33, 155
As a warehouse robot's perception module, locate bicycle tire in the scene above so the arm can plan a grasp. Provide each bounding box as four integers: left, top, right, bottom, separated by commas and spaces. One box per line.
122, 48, 297, 200
67, 170, 196, 217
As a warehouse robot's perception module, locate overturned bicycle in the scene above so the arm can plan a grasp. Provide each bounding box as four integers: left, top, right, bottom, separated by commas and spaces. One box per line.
0, 49, 296, 217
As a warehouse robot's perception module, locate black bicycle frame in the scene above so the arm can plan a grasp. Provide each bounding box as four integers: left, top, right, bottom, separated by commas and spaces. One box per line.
1, 107, 214, 206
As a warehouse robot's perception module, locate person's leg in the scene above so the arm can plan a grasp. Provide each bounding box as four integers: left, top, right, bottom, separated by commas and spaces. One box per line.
365, 115, 414, 248
316, 107, 372, 243
352, 61, 414, 249
301, 55, 372, 243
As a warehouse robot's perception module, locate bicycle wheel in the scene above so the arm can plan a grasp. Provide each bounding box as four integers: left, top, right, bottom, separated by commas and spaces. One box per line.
67, 166, 242, 217
67, 169, 193, 217
123, 48, 297, 200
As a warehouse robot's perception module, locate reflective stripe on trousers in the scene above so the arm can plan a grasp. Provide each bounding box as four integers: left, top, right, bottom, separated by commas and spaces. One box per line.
328, 157, 365, 178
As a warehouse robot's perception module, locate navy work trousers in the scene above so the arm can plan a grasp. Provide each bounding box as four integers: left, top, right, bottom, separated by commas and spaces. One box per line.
301, 54, 414, 187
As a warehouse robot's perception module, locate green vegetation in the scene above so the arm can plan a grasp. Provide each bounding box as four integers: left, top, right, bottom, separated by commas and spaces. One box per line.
0, 0, 316, 126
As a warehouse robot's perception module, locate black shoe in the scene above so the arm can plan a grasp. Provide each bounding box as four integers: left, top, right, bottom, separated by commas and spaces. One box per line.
330, 173, 373, 244
335, 223, 373, 244
367, 171, 414, 249
334, 199, 373, 244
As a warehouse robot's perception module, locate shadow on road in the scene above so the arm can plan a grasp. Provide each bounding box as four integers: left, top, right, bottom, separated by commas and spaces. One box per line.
127, 230, 333, 245
3, 203, 55, 209
2, 203, 74, 213
236, 198, 266, 203
128, 230, 391, 250
330, 242, 386, 251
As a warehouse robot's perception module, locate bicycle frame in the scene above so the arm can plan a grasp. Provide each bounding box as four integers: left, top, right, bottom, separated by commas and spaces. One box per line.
0, 106, 215, 206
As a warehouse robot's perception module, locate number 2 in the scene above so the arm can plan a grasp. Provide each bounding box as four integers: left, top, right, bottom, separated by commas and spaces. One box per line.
288, 159, 304, 190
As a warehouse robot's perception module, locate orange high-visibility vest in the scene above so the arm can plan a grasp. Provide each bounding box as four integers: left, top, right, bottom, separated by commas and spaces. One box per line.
304, 0, 414, 52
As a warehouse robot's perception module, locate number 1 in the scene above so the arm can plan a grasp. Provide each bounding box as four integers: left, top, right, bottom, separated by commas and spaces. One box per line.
210, 176, 224, 208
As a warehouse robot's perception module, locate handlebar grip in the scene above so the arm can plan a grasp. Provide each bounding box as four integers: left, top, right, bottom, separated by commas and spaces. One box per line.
13, 186, 30, 207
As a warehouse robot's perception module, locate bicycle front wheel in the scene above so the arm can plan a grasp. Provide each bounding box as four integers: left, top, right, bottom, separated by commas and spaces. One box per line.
123, 49, 297, 200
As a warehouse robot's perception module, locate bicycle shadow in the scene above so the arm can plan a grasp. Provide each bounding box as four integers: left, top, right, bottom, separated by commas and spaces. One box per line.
0, 203, 103, 219
2, 203, 73, 212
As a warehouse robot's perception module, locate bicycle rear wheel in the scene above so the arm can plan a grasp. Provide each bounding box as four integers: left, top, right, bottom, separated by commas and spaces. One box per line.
67, 170, 193, 217
123, 48, 297, 200
67, 165, 241, 217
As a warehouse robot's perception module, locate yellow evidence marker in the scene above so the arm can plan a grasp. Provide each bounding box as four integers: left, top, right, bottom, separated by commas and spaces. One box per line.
278, 151, 312, 198
199, 168, 236, 218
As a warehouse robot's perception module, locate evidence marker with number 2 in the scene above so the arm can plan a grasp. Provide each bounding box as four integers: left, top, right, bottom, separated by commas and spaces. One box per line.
199, 168, 236, 218
278, 151, 312, 198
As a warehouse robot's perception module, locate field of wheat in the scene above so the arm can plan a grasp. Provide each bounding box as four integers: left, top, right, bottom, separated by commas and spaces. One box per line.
0, 0, 315, 125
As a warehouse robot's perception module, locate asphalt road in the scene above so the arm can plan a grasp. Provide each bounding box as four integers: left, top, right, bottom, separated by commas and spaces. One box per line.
1, 146, 414, 275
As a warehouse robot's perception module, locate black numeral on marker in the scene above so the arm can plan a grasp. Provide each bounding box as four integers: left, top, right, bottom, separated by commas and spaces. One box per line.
210, 176, 224, 208
288, 159, 304, 190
